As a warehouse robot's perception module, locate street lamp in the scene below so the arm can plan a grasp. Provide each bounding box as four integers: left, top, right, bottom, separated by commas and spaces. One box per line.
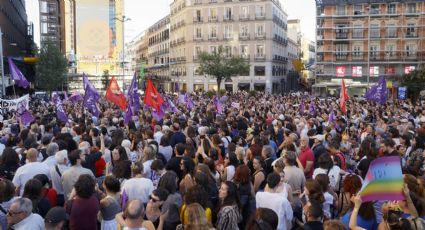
0, 27, 5, 96
115, 15, 131, 91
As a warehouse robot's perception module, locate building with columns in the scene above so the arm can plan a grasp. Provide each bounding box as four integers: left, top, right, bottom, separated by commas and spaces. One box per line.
169, 0, 289, 93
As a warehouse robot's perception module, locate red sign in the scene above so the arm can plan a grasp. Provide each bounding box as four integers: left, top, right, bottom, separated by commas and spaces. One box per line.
336, 66, 346, 77
352, 66, 362, 77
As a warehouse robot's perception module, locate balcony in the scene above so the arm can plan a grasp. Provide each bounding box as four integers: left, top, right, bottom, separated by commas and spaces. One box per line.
406, 32, 418, 38
255, 14, 265, 20
239, 15, 250, 21
193, 56, 200, 61
193, 17, 203, 23
208, 36, 218, 41
273, 55, 288, 63
254, 55, 266, 61
208, 17, 218, 22
193, 36, 203, 41
223, 35, 234, 41
335, 33, 348, 39
255, 33, 266, 39
239, 33, 250, 40
209, 0, 217, 3
241, 54, 250, 60
223, 16, 233, 21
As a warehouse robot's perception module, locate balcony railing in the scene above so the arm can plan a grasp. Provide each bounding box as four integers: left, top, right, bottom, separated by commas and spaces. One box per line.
223, 16, 233, 21
193, 17, 203, 23
208, 17, 218, 22
254, 55, 266, 61
255, 14, 265, 20
255, 33, 266, 39
239, 15, 250, 21
193, 36, 203, 41
239, 34, 250, 40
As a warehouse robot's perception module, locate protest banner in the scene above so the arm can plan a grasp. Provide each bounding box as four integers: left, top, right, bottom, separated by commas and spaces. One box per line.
0, 95, 30, 114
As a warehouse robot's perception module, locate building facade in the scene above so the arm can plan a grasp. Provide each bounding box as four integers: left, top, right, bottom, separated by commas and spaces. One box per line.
64, 0, 127, 92
169, 0, 289, 93
0, 0, 34, 93
39, 0, 65, 52
146, 16, 171, 91
315, 0, 425, 93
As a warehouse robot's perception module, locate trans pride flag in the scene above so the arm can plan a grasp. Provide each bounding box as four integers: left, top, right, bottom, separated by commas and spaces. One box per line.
359, 156, 404, 202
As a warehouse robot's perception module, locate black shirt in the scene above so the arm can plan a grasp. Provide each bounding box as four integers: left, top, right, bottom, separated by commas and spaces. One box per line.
82, 152, 102, 175
166, 156, 183, 180
296, 221, 324, 230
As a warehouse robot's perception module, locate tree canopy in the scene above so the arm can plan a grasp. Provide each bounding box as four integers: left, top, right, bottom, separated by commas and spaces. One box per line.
401, 68, 425, 101
35, 40, 68, 93
198, 46, 249, 91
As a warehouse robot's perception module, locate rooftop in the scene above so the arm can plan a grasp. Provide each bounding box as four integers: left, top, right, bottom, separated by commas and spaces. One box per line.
316, 0, 423, 6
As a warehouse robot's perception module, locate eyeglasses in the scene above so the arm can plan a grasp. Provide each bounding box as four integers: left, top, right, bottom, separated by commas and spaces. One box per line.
149, 195, 160, 202
7, 211, 23, 216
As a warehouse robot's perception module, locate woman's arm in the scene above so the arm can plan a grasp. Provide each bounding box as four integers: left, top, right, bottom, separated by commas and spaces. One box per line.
253, 172, 265, 192
403, 185, 419, 218
349, 194, 366, 230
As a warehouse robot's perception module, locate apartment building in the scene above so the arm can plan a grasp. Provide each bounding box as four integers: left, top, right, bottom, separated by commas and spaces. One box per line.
146, 16, 171, 91
169, 0, 289, 93
39, 0, 65, 52
316, 0, 425, 88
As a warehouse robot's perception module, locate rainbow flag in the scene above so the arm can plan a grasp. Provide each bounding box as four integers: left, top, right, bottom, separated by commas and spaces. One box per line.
359, 156, 404, 202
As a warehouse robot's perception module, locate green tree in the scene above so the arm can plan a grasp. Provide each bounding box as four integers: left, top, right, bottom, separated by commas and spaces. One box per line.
101, 70, 110, 91
198, 46, 249, 91
401, 68, 425, 102
35, 40, 68, 93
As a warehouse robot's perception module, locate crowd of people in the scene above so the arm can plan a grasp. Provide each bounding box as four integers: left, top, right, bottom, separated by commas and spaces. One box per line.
0, 90, 424, 230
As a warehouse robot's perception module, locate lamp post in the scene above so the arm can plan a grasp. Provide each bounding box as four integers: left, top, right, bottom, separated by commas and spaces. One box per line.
0, 27, 5, 96
115, 15, 131, 91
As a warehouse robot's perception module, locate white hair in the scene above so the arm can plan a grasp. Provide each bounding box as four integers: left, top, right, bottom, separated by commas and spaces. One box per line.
55, 150, 68, 164
79, 141, 90, 154
14, 198, 33, 215
46, 143, 59, 157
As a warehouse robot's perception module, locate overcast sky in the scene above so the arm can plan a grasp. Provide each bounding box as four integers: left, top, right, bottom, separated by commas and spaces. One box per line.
26, 0, 315, 46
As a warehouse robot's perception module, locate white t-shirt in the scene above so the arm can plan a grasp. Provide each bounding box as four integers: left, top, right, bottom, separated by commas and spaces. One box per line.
143, 160, 153, 179
12, 213, 44, 230
121, 178, 154, 204
256, 192, 293, 230
225, 165, 235, 181
312, 166, 341, 191
12, 162, 51, 195
159, 145, 173, 162
323, 192, 334, 218
154, 131, 164, 144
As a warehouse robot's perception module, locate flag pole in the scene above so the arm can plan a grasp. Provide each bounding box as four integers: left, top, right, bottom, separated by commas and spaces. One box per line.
12, 82, 16, 98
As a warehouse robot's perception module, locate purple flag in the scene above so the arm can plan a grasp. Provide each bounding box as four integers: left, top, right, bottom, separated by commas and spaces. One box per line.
299, 100, 305, 114
213, 95, 223, 114
329, 110, 336, 124
152, 108, 165, 121
8, 58, 29, 88
184, 93, 194, 109
309, 101, 315, 115
52, 93, 68, 123
20, 110, 34, 125
83, 74, 100, 117
168, 98, 179, 113
128, 73, 140, 112
121, 190, 128, 211
175, 82, 179, 93
365, 76, 387, 105
178, 94, 186, 105
124, 105, 133, 125
68, 92, 83, 103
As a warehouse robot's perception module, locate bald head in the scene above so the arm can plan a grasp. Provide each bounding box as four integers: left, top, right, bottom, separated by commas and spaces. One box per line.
26, 148, 39, 162
125, 199, 144, 220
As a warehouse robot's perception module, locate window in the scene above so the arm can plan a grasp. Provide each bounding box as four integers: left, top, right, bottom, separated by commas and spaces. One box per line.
256, 45, 264, 57
407, 3, 416, 13
353, 25, 363, 38
240, 45, 249, 58
224, 7, 232, 20
210, 46, 217, 54
370, 66, 379, 77
40, 1, 48, 13
386, 44, 395, 57
209, 8, 217, 21
406, 44, 416, 57
256, 24, 264, 36
254, 66, 265, 76
195, 10, 201, 22
224, 25, 232, 38
195, 27, 202, 38
195, 46, 202, 57
370, 4, 380, 14
387, 24, 396, 38
353, 45, 362, 59
370, 24, 380, 38
353, 5, 363, 15
336, 5, 346, 15
336, 25, 348, 39
224, 46, 232, 57
240, 25, 248, 37
210, 26, 217, 38
335, 44, 348, 57
387, 3, 396, 14
241, 6, 249, 19
406, 24, 416, 37
370, 45, 378, 58
256, 5, 265, 18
